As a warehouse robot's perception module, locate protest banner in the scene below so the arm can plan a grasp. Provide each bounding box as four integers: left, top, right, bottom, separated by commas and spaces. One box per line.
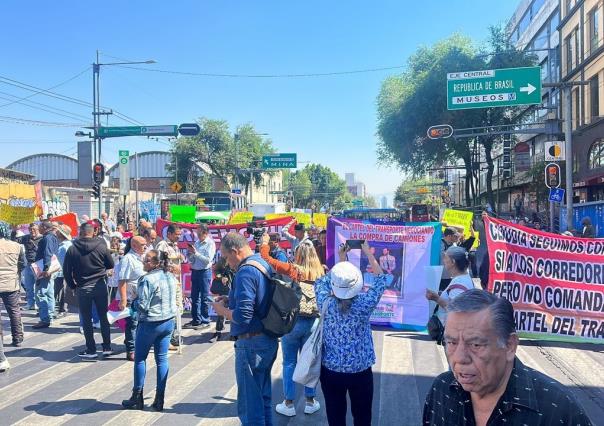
485, 216, 604, 343
155, 216, 293, 296
228, 211, 254, 225
169, 205, 196, 223
326, 216, 441, 329
266, 212, 312, 226
312, 213, 328, 229
52, 212, 79, 236
442, 208, 479, 249
0, 204, 35, 226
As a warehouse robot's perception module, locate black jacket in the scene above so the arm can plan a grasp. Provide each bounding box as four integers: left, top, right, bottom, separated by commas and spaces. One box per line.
63, 237, 114, 289
18, 234, 42, 264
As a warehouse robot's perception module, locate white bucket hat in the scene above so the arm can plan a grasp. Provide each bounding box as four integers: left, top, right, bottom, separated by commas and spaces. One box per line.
330, 261, 363, 300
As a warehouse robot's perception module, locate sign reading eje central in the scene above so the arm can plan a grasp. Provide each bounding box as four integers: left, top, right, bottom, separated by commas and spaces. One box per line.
447, 66, 541, 110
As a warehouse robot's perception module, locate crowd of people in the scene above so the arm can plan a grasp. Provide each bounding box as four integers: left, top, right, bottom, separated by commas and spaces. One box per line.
0, 212, 595, 425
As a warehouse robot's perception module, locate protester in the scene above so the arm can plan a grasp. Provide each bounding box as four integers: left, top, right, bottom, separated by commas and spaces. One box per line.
0, 221, 26, 347
268, 233, 289, 262
54, 224, 72, 318
513, 193, 523, 218
63, 222, 114, 359
100, 212, 117, 233
259, 234, 324, 417
32, 220, 59, 329
156, 224, 184, 351
439, 227, 459, 291
315, 242, 385, 425
425, 246, 473, 331
184, 224, 216, 330
141, 227, 157, 251
423, 289, 593, 425
210, 256, 233, 340
211, 232, 277, 426
118, 236, 146, 361
121, 249, 177, 411
313, 229, 327, 266
282, 220, 309, 254
581, 216, 595, 238
18, 222, 42, 310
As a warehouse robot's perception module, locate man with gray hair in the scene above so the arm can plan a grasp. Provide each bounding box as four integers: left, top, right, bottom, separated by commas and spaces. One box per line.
423, 289, 592, 425
212, 231, 277, 426
32, 220, 59, 329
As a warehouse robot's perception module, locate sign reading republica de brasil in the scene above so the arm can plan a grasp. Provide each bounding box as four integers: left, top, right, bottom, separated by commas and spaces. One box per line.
485, 217, 604, 343
447, 66, 541, 110
326, 217, 442, 330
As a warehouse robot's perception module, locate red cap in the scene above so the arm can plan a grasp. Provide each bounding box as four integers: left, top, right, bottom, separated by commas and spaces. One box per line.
86, 220, 100, 229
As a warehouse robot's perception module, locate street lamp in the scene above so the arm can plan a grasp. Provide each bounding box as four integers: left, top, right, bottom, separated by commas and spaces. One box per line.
89, 51, 155, 217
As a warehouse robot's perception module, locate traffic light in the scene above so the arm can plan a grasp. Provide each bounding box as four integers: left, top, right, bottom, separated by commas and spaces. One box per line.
545, 163, 561, 188
426, 124, 453, 139
91, 183, 101, 199
93, 163, 105, 185
502, 137, 512, 179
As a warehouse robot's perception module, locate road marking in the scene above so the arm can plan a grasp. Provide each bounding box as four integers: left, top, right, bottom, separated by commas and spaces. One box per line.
12, 328, 199, 426
0, 334, 124, 412
104, 339, 234, 426
5, 332, 83, 369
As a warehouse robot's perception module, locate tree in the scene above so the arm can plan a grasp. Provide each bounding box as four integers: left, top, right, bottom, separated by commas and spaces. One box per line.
286, 164, 350, 210
167, 118, 275, 193
377, 28, 535, 209
394, 177, 440, 206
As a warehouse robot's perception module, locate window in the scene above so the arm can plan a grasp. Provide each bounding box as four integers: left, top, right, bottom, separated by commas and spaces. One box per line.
589, 139, 604, 169
550, 9, 560, 35
565, 34, 573, 73
534, 25, 549, 50
540, 59, 549, 82
590, 7, 602, 54
518, 11, 531, 35
565, 0, 576, 17
591, 75, 600, 118
532, 0, 545, 18
574, 88, 581, 129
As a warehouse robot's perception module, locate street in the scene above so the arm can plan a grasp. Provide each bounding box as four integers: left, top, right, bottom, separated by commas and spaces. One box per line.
2, 308, 603, 425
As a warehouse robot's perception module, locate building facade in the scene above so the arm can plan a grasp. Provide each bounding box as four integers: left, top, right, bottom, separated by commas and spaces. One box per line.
560, 0, 604, 203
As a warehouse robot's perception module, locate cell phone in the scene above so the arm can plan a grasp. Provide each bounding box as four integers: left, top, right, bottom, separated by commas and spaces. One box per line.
346, 239, 365, 249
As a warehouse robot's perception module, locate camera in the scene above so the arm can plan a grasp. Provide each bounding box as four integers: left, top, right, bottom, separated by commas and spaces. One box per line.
246, 225, 266, 250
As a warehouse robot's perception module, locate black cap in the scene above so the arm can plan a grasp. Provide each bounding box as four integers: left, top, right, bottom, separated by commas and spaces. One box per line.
294, 223, 305, 231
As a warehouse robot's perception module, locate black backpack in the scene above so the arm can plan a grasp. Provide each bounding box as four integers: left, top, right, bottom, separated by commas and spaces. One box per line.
242, 260, 302, 338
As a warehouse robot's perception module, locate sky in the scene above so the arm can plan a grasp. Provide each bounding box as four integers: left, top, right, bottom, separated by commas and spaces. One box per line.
0, 0, 518, 205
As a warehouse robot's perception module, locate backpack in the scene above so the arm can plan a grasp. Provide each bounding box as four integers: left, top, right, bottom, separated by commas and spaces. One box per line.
242, 259, 302, 338
298, 280, 319, 318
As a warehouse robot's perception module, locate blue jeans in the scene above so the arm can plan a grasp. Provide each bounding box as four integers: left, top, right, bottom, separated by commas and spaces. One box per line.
190, 268, 212, 324
134, 318, 174, 393
35, 276, 55, 323
235, 333, 278, 426
281, 317, 318, 400
21, 267, 36, 308
124, 306, 138, 353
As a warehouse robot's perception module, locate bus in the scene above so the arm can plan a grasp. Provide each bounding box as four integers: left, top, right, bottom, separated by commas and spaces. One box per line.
339, 208, 406, 222
195, 191, 248, 224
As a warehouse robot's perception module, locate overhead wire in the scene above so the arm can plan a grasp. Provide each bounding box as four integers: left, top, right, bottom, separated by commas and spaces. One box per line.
0, 91, 92, 122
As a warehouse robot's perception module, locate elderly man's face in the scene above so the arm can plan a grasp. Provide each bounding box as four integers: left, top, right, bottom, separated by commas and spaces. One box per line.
444, 309, 517, 399
294, 229, 305, 240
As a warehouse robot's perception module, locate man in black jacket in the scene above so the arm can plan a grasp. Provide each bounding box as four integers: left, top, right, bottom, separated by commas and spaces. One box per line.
63, 222, 114, 360
19, 223, 42, 310
33, 221, 59, 329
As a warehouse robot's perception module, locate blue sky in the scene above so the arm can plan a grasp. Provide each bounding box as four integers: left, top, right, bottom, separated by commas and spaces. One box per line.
0, 0, 518, 203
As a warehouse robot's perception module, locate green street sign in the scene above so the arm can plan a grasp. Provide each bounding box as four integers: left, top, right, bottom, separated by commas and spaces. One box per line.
447, 66, 541, 110
269, 190, 285, 194
98, 125, 178, 138
262, 153, 297, 169
119, 150, 129, 164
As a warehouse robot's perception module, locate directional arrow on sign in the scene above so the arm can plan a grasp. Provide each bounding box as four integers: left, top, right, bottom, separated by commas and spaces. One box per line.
520, 83, 536, 95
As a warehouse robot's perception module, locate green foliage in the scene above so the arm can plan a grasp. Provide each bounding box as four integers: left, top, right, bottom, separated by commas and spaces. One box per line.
394, 177, 441, 205
166, 118, 275, 193
287, 164, 349, 210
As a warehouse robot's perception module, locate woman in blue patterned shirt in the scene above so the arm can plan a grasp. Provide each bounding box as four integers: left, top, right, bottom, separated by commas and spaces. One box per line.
315, 242, 386, 425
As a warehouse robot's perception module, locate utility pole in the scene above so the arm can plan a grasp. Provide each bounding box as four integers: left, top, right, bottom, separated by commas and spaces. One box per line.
135, 152, 140, 224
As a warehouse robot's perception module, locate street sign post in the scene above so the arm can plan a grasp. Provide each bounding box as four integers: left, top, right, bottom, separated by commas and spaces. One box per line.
447, 67, 541, 110
549, 188, 565, 203
178, 123, 201, 137
98, 125, 178, 138
262, 153, 297, 169
269, 190, 285, 195
544, 141, 565, 161
119, 150, 130, 196
171, 182, 183, 193
427, 124, 454, 139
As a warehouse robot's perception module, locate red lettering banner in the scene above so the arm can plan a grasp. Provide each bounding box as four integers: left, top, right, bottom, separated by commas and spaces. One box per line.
485, 217, 604, 343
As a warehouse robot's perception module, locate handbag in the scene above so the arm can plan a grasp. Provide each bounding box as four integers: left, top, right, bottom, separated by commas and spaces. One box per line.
427, 305, 444, 345
298, 281, 319, 317
293, 298, 329, 388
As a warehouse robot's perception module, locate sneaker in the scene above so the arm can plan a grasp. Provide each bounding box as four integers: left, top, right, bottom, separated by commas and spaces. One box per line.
101, 347, 114, 356
304, 399, 321, 414
169, 344, 178, 352
78, 350, 98, 360
32, 322, 50, 329
11, 340, 22, 347
55, 312, 67, 318
198, 323, 211, 330
79, 326, 84, 334
0, 359, 10, 372
276, 401, 296, 417
183, 321, 200, 330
